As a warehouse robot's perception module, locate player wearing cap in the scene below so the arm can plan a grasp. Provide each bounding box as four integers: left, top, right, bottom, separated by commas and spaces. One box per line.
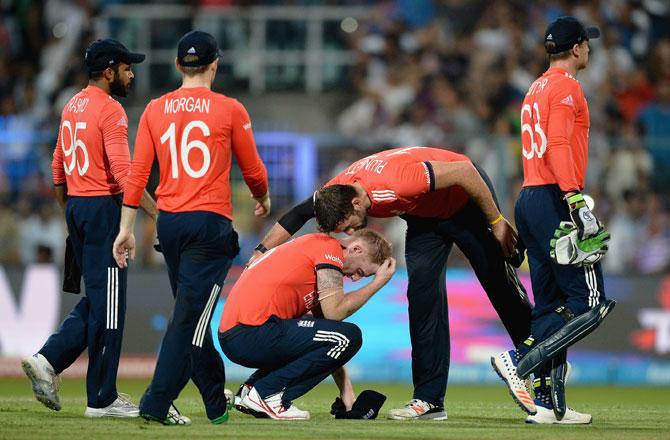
250, 146, 533, 420
219, 230, 395, 421
21, 39, 157, 418
490, 17, 615, 425
113, 30, 269, 426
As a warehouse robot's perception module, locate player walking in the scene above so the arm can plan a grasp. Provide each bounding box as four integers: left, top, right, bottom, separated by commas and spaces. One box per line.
220, 230, 394, 420
251, 146, 532, 420
22, 39, 156, 417
491, 16, 614, 424
113, 30, 269, 426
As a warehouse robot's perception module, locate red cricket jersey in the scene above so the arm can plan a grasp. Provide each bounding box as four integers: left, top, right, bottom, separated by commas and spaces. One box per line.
124, 87, 268, 219
521, 67, 590, 191
327, 147, 470, 219
52, 85, 130, 195
219, 234, 344, 333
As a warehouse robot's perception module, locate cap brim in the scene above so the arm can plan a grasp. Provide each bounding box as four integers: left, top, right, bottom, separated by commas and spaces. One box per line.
124, 52, 146, 64
585, 26, 600, 39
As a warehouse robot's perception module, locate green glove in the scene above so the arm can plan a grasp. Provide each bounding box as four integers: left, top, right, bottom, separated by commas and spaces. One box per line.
550, 221, 610, 266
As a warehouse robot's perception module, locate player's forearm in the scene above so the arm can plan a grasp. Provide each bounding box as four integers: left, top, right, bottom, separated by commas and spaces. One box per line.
431, 161, 501, 223
140, 190, 158, 221
332, 366, 354, 396
119, 206, 138, 232
258, 223, 292, 250
54, 185, 67, 210
331, 280, 386, 321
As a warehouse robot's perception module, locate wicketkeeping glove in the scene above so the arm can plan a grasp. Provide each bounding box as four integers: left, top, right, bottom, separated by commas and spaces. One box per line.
550, 221, 610, 266
565, 192, 600, 239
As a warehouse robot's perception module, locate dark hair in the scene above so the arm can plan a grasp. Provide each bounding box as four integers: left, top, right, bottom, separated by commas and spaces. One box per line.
353, 229, 392, 265
545, 41, 576, 62
314, 184, 358, 232
178, 62, 209, 76
89, 63, 121, 80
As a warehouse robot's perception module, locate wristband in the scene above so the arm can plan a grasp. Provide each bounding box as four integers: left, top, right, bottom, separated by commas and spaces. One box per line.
254, 243, 268, 254
489, 213, 504, 226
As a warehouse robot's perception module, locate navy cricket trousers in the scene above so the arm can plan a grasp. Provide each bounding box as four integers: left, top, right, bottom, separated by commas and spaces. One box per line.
514, 185, 606, 357
220, 316, 362, 407
40, 195, 126, 409
403, 168, 532, 407
140, 210, 238, 421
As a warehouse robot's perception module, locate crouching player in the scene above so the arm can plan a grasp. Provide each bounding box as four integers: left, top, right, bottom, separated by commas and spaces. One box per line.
218, 230, 395, 420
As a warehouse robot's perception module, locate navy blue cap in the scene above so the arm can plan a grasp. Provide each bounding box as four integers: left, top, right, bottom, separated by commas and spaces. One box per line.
544, 16, 600, 54
84, 39, 145, 72
177, 31, 223, 67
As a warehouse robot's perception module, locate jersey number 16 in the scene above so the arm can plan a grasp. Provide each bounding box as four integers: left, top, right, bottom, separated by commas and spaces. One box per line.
161, 120, 211, 178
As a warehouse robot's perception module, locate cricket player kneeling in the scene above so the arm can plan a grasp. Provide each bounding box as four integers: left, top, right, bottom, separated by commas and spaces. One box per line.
218, 230, 395, 420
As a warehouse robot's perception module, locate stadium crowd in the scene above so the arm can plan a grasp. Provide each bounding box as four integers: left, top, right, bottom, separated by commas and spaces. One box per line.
1, 0, 669, 275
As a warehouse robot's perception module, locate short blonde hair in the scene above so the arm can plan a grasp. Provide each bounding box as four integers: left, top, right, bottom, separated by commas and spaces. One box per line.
353, 228, 392, 265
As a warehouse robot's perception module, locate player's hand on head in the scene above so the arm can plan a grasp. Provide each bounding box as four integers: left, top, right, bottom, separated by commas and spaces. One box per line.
253, 192, 271, 218
375, 257, 396, 284
112, 230, 136, 268
491, 217, 517, 258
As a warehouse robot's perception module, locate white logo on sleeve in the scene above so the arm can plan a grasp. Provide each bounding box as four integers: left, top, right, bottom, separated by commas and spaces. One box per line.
560, 95, 574, 106
116, 116, 127, 127
243, 122, 252, 130
324, 254, 343, 266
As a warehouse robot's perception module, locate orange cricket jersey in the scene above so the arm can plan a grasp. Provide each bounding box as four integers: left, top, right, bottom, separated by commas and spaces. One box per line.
52, 85, 131, 195
521, 67, 590, 191
124, 87, 268, 219
327, 147, 470, 219
219, 234, 344, 333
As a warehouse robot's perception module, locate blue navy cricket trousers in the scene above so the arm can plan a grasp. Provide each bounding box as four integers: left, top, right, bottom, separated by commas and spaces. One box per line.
514, 185, 606, 358
140, 210, 238, 421
219, 316, 362, 407
403, 166, 532, 408
40, 194, 126, 409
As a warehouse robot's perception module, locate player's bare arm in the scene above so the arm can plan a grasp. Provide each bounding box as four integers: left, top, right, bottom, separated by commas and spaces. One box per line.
331, 366, 355, 411
317, 258, 396, 321
54, 185, 67, 210
249, 195, 314, 264
429, 160, 518, 256
140, 190, 158, 222
113, 206, 138, 268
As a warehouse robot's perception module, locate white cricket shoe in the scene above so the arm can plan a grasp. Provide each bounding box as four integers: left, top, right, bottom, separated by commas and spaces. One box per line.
84, 393, 139, 418
491, 350, 536, 415
224, 388, 234, 412
21, 353, 61, 411
140, 404, 192, 425
526, 404, 592, 424
241, 387, 310, 420
388, 399, 448, 420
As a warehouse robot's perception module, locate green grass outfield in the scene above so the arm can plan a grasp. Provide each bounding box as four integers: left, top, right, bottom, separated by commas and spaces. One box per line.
0, 379, 668, 439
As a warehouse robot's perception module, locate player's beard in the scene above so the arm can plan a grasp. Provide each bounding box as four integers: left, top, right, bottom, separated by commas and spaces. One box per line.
110, 75, 129, 97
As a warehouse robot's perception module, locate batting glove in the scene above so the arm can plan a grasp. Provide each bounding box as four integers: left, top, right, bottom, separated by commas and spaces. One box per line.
550, 221, 610, 266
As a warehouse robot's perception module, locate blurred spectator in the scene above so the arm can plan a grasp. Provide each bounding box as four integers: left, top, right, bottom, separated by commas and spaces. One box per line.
18, 201, 65, 265
604, 189, 648, 274
638, 79, 670, 189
